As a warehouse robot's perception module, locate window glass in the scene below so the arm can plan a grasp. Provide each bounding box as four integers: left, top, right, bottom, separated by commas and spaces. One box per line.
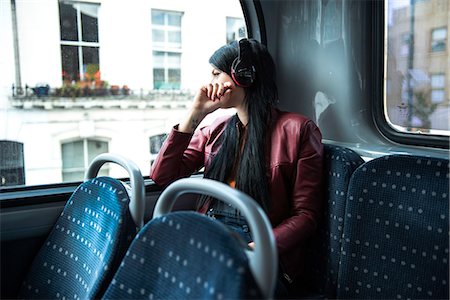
168, 52, 181, 67
59, 2, 78, 41
81, 4, 99, 43
153, 51, 164, 68
151, 10, 164, 25
62, 140, 84, 169
385, 0, 449, 135
168, 31, 181, 44
226, 17, 246, 44
149, 134, 168, 165
168, 13, 182, 27
61, 45, 80, 81
2, 0, 246, 188
0, 141, 25, 187
150, 134, 168, 154
62, 139, 109, 182
87, 139, 109, 163
152, 51, 181, 89
82, 47, 100, 75
152, 29, 165, 43
431, 27, 447, 52
400, 33, 410, 56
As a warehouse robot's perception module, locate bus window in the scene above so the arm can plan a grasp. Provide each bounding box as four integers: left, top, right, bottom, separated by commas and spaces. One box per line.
0, 0, 245, 188
385, 0, 449, 136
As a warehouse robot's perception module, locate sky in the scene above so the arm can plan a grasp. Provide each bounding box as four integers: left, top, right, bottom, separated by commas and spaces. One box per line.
388, 0, 411, 25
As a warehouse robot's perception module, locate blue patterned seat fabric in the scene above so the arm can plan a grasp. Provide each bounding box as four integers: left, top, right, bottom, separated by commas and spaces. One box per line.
102, 211, 262, 300
302, 144, 364, 297
18, 177, 138, 300
337, 155, 449, 299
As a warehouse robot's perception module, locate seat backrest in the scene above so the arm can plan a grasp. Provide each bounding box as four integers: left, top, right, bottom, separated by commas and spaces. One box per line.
102, 211, 263, 299
103, 177, 277, 299
337, 155, 449, 299
302, 144, 364, 297
18, 154, 145, 299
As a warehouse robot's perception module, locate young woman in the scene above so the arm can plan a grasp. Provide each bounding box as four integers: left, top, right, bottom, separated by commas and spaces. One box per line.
150, 38, 324, 297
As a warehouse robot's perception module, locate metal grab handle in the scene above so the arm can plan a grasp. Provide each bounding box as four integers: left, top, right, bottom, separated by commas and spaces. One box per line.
153, 177, 278, 299
85, 153, 145, 229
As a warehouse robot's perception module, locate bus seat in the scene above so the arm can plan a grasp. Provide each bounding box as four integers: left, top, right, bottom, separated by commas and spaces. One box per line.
337, 155, 449, 299
302, 144, 364, 297
18, 153, 145, 300
102, 177, 278, 299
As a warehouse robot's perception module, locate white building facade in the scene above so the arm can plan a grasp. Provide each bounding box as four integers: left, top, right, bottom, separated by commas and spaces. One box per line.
0, 0, 245, 186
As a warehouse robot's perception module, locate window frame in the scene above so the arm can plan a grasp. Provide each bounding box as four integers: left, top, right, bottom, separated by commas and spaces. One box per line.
430, 26, 447, 53
61, 138, 110, 182
152, 51, 182, 90
374, 0, 449, 149
0, 0, 255, 199
151, 9, 183, 90
59, 1, 100, 82
430, 73, 446, 103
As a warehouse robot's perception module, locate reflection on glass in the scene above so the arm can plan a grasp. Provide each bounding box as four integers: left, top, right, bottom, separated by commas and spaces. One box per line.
151, 10, 165, 25
150, 134, 168, 154
152, 29, 165, 43
322, 0, 342, 43
0, 141, 25, 187
150, 134, 168, 166
61, 45, 79, 81
168, 13, 182, 26
59, 3, 77, 41
82, 47, 100, 72
226, 17, 246, 44
81, 4, 99, 43
386, 0, 449, 134
431, 27, 447, 52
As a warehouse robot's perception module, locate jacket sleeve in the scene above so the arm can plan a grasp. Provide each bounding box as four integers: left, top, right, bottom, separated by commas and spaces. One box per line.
150, 125, 208, 187
272, 120, 324, 255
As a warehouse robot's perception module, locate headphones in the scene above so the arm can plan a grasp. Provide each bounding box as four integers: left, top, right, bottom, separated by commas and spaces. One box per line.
231, 38, 256, 87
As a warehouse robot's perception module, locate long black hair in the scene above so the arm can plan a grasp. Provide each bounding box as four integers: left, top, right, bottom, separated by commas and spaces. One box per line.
202, 38, 278, 211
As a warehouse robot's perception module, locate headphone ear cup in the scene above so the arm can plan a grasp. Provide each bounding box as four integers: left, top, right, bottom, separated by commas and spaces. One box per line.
231, 40, 256, 87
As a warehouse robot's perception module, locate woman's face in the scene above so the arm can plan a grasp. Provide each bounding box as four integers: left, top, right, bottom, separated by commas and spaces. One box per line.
211, 68, 246, 109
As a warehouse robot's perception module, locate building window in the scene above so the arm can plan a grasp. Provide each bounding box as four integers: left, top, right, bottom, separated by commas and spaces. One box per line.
152, 10, 182, 90
149, 134, 168, 165
59, 1, 100, 82
431, 27, 447, 52
0, 140, 25, 187
400, 33, 410, 56
61, 139, 109, 182
226, 17, 246, 44
153, 51, 181, 90
430, 73, 445, 103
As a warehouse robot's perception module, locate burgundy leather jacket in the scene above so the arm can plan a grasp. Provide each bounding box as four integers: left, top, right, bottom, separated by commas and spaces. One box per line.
150, 108, 324, 282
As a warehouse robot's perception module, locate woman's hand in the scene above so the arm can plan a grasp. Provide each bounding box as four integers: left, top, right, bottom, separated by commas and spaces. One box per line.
193, 81, 233, 115
179, 82, 232, 133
